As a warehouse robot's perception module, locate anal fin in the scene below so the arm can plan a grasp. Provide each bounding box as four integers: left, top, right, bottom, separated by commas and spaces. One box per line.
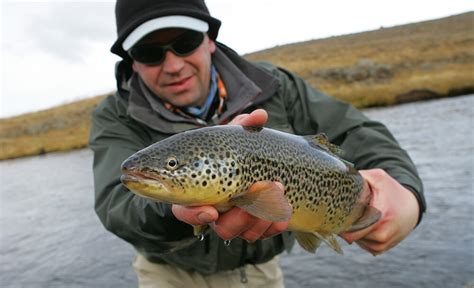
314, 232, 344, 254
295, 231, 344, 254
295, 232, 322, 253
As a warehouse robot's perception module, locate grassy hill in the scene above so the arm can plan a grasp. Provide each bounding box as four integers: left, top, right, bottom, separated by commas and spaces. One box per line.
245, 12, 473, 107
1, 12, 473, 160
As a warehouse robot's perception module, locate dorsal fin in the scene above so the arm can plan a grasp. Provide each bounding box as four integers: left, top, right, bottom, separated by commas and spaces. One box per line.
307, 133, 357, 170
308, 133, 343, 156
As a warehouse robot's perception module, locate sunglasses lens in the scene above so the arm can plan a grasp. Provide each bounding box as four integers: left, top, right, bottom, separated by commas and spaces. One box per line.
129, 45, 165, 65
173, 31, 205, 55
129, 31, 205, 65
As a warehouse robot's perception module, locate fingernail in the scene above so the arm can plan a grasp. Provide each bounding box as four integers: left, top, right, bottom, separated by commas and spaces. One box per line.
198, 212, 213, 223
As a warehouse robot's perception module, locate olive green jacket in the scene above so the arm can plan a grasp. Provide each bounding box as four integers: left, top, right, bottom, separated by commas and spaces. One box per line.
89, 43, 425, 275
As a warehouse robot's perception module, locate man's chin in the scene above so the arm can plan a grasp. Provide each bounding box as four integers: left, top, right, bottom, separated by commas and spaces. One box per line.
168, 94, 206, 108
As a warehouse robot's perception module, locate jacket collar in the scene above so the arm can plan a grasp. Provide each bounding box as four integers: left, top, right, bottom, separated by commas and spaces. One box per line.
119, 43, 279, 133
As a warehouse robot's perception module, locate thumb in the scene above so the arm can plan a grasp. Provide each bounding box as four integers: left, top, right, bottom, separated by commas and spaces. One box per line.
229, 109, 268, 126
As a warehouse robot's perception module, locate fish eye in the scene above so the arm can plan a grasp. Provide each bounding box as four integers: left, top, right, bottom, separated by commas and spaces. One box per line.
166, 156, 178, 170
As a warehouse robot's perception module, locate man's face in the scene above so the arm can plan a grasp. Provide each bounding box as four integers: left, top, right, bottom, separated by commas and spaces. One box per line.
132, 29, 216, 108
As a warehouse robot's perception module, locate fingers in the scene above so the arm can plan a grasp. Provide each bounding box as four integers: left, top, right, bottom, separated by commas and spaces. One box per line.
240, 220, 273, 242
340, 219, 380, 244
210, 207, 257, 240
342, 227, 393, 256
173, 180, 289, 242
209, 206, 289, 242
356, 235, 400, 256
261, 221, 289, 239
171, 205, 219, 226
229, 109, 268, 126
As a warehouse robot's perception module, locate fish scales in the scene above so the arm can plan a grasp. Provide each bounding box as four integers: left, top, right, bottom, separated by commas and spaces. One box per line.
121, 125, 380, 254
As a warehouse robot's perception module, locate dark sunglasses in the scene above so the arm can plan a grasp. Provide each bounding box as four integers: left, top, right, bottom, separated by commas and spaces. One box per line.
128, 31, 205, 65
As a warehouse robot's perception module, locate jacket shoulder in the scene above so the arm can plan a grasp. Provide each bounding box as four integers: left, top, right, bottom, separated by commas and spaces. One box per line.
91, 92, 129, 121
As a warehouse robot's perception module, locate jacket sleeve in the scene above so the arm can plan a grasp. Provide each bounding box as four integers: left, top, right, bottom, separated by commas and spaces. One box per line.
275, 68, 426, 220
88, 95, 196, 254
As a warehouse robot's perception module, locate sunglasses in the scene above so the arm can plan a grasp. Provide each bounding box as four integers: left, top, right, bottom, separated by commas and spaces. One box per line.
128, 31, 205, 65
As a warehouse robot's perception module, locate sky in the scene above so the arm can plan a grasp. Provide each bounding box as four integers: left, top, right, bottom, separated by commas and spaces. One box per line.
1, 0, 472, 118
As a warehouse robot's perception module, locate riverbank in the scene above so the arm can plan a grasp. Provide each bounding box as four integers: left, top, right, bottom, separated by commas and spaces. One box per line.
0, 12, 472, 160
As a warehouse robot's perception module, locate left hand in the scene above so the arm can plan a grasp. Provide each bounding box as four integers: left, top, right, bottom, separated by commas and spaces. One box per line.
340, 169, 420, 256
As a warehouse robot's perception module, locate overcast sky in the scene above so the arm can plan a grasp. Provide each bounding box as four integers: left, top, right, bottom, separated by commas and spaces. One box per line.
1, 0, 472, 118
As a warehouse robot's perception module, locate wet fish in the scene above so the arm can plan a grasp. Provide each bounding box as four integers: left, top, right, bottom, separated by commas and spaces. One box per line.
121, 125, 380, 254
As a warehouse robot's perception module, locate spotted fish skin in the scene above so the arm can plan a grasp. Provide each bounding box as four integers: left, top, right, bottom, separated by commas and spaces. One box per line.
121, 125, 379, 253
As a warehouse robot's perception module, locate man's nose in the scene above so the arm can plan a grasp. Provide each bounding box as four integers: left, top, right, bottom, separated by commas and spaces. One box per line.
161, 51, 185, 74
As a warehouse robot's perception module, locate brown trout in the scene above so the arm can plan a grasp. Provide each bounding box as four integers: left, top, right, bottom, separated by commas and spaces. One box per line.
121, 125, 380, 254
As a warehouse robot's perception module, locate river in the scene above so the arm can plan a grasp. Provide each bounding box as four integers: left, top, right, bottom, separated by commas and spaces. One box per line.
1, 95, 473, 287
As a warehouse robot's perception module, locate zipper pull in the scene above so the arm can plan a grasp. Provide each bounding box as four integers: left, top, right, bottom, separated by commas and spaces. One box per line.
239, 266, 248, 284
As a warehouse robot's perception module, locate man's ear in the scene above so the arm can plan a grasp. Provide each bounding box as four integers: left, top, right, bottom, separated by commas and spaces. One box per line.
132, 62, 138, 72
208, 37, 216, 54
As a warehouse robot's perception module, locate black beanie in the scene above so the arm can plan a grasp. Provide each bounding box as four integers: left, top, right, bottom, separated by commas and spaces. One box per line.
111, 0, 221, 60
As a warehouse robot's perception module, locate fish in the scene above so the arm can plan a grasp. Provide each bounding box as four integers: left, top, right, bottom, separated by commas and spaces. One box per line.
120, 125, 381, 254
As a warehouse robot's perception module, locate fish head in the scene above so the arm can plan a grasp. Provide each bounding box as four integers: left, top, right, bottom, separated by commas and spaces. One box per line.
120, 129, 243, 206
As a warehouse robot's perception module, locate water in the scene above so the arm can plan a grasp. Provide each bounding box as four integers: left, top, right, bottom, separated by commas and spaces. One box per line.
1, 95, 473, 287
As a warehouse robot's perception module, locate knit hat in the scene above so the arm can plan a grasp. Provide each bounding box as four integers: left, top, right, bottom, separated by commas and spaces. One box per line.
111, 0, 221, 60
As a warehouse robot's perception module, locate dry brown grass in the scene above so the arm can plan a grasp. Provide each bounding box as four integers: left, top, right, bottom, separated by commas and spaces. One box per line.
246, 12, 474, 107
0, 94, 108, 160
1, 12, 473, 160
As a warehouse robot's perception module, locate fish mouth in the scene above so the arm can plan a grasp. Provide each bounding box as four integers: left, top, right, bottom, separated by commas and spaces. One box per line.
120, 168, 183, 202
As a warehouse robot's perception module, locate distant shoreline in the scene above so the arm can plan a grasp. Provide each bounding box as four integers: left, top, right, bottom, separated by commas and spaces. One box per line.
1, 12, 473, 160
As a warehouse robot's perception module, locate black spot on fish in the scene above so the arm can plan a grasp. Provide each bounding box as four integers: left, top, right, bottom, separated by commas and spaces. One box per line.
202, 181, 207, 187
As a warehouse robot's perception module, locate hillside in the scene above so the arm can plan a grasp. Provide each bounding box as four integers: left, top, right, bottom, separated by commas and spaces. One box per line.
246, 12, 473, 107
1, 12, 473, 160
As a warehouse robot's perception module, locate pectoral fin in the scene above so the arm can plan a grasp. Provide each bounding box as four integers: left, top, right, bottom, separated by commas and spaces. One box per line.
230, 181, 292, 222
346, 206, 381, 232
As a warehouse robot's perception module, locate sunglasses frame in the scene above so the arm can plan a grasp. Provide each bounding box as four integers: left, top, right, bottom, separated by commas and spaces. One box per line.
128, 31, 205, 66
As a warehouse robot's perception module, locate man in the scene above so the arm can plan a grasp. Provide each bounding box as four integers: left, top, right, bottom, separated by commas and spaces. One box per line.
89, 0, 426, 287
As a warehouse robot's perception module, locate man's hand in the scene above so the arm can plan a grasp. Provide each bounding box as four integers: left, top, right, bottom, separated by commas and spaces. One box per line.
172, 109, 290, 242
340, 169, 420, 255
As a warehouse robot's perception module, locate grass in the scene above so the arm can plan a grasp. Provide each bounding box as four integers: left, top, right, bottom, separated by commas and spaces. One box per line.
0, 94, 109, 159
1, 12, 473, 160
